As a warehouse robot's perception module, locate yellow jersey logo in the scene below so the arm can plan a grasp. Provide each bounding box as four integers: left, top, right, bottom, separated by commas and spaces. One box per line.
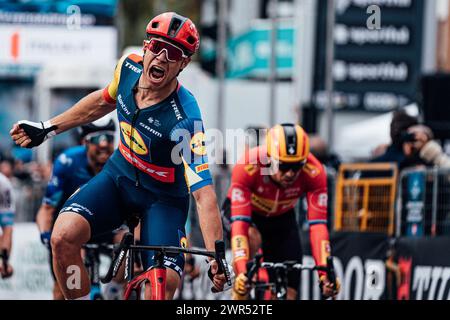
180, 236, 188, 259
244, 164, 258, 176
120, 122, 148, 155
190, 132, 207, 156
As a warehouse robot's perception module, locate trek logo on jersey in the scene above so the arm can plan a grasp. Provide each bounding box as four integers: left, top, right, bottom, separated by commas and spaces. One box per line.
125, 61, 142, 74
170, 99, 183, 120
195, 163, 209, 173
190, 132, 207, 156
120, 122, 148, 155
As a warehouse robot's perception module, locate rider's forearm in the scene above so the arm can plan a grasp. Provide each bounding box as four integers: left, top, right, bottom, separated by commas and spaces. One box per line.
193, 185, 223, 253
36, 204, 56, 232
310, 224, 330, 276
49, 89, 115, 134
230, 221, 250, 275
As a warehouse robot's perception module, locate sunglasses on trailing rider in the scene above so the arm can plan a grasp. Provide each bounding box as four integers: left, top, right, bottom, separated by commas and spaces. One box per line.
84, 132, 115, 145
278, 160, 307, 173
143, 38, 189, 62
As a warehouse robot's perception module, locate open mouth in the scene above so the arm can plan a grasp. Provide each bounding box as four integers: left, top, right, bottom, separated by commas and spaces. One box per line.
150, 65, 166, 82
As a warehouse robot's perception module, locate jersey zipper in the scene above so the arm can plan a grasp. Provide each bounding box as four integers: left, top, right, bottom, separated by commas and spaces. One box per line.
130, 108, 141, 187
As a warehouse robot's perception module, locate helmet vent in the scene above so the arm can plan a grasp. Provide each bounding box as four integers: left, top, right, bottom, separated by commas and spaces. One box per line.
282, 124, 298, 156
187, 35, 196, 45
168, 18, 182, 37
152, 22, 159, 28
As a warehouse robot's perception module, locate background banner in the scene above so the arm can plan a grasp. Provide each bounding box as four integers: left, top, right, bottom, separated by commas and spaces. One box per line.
300, 231, 389, 300
395, 236, 450, 300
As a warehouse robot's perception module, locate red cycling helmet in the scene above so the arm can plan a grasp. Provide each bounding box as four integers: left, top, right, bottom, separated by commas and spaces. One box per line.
146, 12, 200, 55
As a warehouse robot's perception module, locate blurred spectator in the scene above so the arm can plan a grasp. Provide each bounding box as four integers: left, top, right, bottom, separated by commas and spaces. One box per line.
371, 110, 422, 171
309, 135, 341, 173
11, 146, 32, 164
0, 158, 15, 180
407, 125, 450, 168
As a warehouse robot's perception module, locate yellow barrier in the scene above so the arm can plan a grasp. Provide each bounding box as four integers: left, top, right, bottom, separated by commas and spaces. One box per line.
334, 163, 398, 235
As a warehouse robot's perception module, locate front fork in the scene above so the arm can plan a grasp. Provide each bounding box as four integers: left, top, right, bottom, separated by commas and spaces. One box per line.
123, 251, 167, 300
149, 251, 166, 300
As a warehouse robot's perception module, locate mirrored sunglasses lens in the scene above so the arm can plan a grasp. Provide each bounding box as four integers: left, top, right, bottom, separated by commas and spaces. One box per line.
279, 162, 305, 172
150, 39, 183, 61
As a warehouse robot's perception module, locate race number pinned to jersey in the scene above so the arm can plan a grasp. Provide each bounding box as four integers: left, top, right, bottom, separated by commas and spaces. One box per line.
232, 235, 249, 262
190, 132, 207, 156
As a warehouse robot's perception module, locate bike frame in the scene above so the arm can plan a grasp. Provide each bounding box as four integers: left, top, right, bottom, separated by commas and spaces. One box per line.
102, 220, 231, 300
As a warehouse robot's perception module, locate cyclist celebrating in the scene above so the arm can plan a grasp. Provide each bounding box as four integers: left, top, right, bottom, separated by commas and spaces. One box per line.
36, 116, 118, 299
0, 167, 15, 279
226, 123, 340, 300
10, 12, 226, 300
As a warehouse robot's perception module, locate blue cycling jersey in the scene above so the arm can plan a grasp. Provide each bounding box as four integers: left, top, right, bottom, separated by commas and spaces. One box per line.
43, 145, 94, 214
103, 53, 212, 196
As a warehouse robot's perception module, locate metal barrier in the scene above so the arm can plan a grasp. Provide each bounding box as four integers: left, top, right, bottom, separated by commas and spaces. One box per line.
334, 163, 398, 235
396, 167, 450, 237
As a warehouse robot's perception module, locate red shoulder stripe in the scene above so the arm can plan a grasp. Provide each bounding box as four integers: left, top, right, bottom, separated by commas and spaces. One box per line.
128, 53, 143, 63
102, 87, 116, 104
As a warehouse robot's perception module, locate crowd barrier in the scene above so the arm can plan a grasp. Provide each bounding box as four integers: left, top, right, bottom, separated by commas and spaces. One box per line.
334, 163, 398, 235
397, 167, 450, 237
7, 162, 450, 300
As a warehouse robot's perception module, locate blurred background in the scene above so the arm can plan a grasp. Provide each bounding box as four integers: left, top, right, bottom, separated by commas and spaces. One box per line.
1, 0, 450, 300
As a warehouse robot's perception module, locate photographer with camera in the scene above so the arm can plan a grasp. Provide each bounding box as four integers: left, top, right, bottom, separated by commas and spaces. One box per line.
370, 110, 425, 171
405, 125, 450, 168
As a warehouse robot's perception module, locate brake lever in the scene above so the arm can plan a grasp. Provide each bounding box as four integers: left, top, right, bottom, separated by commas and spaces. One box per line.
209, 240, 232, 293
320, 256, 338, 300
101, 232, 133, 284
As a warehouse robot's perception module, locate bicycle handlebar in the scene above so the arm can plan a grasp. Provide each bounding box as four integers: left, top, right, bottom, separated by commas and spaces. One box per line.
101, 233, 232, 288
245, 255, 338, 300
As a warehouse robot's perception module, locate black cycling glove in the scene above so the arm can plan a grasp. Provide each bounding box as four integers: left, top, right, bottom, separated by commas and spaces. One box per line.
18, 120, 58, 148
